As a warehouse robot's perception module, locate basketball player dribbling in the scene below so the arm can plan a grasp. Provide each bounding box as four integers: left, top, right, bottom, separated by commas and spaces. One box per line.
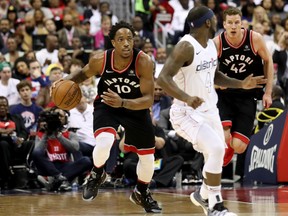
52, 21, 161, 213
157, 6, 267, 216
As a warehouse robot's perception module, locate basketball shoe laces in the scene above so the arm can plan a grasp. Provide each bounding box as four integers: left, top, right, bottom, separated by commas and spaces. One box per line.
139, 189, 158, 208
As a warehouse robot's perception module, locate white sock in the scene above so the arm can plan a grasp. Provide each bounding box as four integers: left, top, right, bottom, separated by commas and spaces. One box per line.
207, 185, 223, 209
200, 181, 209, 200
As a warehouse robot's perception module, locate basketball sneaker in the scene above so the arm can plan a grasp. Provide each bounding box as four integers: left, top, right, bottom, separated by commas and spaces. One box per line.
223, 144, 235, 167
208, 202, 237, 216
190, 188, 208, 215
82, 170, 107, 201
130, 187, 162, 213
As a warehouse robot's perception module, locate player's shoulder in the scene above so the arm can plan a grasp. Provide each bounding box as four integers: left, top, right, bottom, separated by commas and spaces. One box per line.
137, 50, 153, 64
250, 29, 263, 40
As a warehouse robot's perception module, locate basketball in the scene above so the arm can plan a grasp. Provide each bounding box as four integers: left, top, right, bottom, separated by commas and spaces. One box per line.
52, 80, 82, 110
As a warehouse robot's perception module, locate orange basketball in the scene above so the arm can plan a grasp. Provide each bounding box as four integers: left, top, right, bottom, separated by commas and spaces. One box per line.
52, 80, 82, 110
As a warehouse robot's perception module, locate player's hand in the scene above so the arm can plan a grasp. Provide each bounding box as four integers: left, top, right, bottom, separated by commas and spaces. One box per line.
50, 79, 64, 97
262, 92, 272, 109
101, 88, 122, 108
186, 96, 204, 109
242, 74, 267, 89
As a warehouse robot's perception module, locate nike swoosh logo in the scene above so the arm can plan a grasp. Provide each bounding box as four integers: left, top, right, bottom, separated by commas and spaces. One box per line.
106, 70, 114, 73
196, 51, 201, 55
223, 47, 230, 51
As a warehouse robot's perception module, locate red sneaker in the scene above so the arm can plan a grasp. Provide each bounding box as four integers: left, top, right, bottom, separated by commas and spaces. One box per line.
223, 144, 234, 167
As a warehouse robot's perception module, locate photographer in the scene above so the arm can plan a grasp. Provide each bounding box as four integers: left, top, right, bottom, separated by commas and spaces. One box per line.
32, 107, 92, 191
0, 96, 31, 189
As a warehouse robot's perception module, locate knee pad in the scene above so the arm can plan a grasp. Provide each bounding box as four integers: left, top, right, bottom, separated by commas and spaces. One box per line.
93, 132, 115, 167
136, 154, 155, 183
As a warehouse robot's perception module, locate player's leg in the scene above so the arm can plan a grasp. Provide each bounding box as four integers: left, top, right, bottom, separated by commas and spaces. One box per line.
82, 108, 118, 201
123, 112, 162, 213
196, 123, 237, 216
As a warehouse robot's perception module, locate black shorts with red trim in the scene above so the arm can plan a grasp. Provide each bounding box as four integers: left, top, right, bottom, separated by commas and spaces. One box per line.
217, 90, 257, 139
93, 103, 155, 154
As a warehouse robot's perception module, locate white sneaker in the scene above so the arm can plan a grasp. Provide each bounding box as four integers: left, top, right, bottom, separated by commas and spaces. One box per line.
208, 202, 237, 216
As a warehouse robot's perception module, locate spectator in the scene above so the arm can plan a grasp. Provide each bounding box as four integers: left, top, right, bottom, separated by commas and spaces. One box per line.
168, 0, 194, 45
21, 13, 36, 52
141, 38, 155, 61
0, 96, 31, 189
13, 57, 30, 80
99, 1, 118, 25
0, 0, 9, 19
47, 0, 64, 22
152, 80, 172, 122
27, 0, 54, 20
0, 18, 14, 54
134, 0, 153, 32
35, 34, 59, 74
266, 24, 284, 56
81, 19, 91, 36
63, 0, 83, 27
6, 5, 17, 31
68, 96, 96, 158
44, 19, 57, 35
32, 107, 92, 191
4, 36, 25, 68
132, 16, 156, 48
26, 59, 50, 101
250, 5, 270, 28
133, 32, 144, 49
154, 47, 167, 78
0, 62, 21, 106
71, 36, 90, 65
273, 31, 288, 106
37, 65, 63, 108
85, 0, 101, 36
94, 15, 111, 50
10, 80, 43, 135
57, 13, 86, 49
272, 0, 287, 20
33, 9, 49, 35
240, 1, 255, 23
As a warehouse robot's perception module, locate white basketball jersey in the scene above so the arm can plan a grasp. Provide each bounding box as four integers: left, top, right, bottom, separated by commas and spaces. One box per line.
173, 34, 218, 111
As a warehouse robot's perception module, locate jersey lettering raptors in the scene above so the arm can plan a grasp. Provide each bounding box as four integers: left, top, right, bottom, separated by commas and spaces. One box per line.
218, 29, 264, 96
173, 34, 218, 111
95, 48, 143, 104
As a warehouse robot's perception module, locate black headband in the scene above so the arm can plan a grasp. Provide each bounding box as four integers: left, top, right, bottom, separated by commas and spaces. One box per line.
189, 9, 214, 28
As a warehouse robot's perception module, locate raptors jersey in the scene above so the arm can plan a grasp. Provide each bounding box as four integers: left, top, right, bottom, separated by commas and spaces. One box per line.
173, 34, 218, 111
218, 29, 264, 97
95, 48, 143, 104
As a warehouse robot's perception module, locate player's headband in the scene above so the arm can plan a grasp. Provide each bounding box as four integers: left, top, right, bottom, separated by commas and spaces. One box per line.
189, 9, 214, 28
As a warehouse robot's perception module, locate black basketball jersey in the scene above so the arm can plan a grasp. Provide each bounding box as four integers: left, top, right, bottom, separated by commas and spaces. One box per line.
218, 29, 264, 96
95, 48, 143, 103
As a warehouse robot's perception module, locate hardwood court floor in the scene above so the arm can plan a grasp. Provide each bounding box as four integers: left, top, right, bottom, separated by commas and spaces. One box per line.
0, 183, 287, 216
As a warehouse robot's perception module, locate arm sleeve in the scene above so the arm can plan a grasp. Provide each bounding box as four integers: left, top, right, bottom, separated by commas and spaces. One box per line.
57, 132, 80, 152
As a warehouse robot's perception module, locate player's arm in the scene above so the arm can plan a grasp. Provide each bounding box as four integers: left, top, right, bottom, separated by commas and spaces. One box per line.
252, 31, 273, 108
212, 35, 221, 55
122, 52, 155, 110
64, 51, 105, 84
157, 41, 204, 108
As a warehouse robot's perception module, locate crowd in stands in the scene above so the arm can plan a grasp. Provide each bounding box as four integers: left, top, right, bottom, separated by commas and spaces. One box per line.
0, 0, 288, 191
